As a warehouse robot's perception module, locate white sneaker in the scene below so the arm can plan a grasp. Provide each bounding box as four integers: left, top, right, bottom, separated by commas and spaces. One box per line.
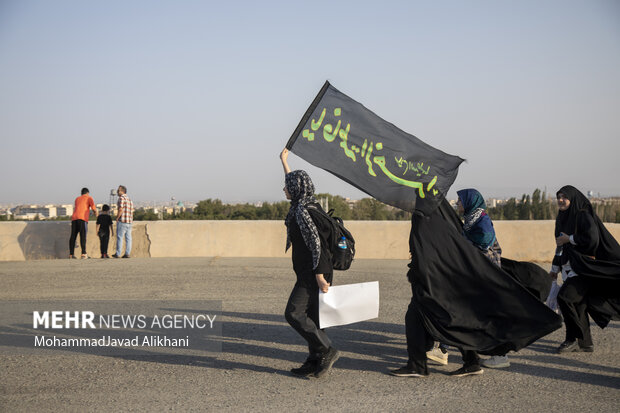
426, 347, 448, 365
482, 355, 510, 369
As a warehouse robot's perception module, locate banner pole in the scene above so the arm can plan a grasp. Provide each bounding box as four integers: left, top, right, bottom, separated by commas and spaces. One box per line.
286, 80, 331, 149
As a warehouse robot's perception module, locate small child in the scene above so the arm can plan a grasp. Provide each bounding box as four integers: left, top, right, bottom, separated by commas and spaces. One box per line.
96, 204, 114, 258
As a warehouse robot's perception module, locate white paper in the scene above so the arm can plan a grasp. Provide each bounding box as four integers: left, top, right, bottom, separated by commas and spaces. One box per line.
319, 281, 379, 329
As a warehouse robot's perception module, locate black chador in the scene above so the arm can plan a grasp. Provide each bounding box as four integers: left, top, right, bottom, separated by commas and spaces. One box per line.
400, 199, 562, 375
553, 185, 620, 352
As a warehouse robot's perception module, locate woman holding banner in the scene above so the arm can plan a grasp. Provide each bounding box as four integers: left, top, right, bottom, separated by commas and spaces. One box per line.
280, 148, 340, 378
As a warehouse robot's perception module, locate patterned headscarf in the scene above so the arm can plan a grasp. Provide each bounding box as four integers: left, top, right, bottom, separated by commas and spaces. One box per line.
458, 188, 487, 231
284, 170, 321, 269
457, 188, 496, 249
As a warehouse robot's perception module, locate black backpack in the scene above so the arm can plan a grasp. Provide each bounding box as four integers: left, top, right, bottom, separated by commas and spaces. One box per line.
308, 205, 355, 271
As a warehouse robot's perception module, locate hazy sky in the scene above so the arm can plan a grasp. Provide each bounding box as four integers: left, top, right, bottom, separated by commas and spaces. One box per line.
1, 0, 619, 205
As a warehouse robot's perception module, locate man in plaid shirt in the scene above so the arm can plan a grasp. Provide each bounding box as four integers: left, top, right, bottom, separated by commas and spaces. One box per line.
113, 185, 134, 258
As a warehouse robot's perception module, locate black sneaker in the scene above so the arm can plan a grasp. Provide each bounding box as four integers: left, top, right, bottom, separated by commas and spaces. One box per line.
389, 366, 427, 377
557, 340, 579, 353
122, 254, 130, 258
449, 365, 483, 377
291, 357, 319, 377
314, 347, 340, 378
111, 254, 120, 258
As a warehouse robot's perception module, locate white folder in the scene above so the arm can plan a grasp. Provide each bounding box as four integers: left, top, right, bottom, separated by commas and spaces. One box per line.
318, 281, 379, 329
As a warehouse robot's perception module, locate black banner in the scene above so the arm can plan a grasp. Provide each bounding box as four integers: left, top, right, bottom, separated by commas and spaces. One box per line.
287, 81, 464, 215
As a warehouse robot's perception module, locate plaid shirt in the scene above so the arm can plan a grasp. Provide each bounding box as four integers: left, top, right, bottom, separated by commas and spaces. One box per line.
117, 194, 134, 223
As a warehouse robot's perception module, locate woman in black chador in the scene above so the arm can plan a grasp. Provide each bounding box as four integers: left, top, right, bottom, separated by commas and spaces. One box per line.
551, 185, 620, 353
390, 199, 562, 378
279, 148, 339, 378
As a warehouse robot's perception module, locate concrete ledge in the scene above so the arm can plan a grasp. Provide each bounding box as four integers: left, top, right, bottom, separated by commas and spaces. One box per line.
0, 221, 150, 260
1, 220, 618, 262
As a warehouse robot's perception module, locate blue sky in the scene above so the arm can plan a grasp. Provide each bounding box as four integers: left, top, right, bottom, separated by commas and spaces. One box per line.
1, 0, 619, 205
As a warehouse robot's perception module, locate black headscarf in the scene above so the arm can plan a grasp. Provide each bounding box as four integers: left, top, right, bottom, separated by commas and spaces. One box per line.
284, 170, 321, 269
555, 185, 620, 264
555, 185, 594, 237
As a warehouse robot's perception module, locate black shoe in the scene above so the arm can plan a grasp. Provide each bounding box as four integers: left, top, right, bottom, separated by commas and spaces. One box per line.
111, 254, 120, 258
314, 347, 340, 378
449, 365, 483, 377
557, 340, 579, 354
389, 365, 427, 377
291, 357, 319, 377
579, 345, 594, 352
122, 254, 130, 258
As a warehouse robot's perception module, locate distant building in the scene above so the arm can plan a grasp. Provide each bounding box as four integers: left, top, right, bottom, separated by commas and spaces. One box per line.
12, 205, 57, 219
486, 198, 506, 208
57, 204, 74, 217
345, 198, 357, 208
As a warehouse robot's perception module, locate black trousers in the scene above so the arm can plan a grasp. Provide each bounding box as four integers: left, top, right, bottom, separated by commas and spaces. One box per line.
459, 349, 481, 367
285, 281, 331, 356
405, 291, 434, 375
558, 276, 593, 346
69, 220, 87, 255
99, 233, 110, 255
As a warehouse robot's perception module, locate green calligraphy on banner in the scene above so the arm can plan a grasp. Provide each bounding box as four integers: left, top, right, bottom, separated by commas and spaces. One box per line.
301, 106, 439, 199
287, 81, 463, 215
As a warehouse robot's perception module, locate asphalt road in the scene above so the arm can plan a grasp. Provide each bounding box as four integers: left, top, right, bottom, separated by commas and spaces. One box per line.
1, 257, 618, 412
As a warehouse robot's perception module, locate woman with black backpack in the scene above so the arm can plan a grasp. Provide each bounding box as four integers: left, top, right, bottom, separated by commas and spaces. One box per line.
280, 148, 340, 379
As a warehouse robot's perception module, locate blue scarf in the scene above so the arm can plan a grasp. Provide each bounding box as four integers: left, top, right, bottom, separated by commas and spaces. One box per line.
457, 188, 496, 249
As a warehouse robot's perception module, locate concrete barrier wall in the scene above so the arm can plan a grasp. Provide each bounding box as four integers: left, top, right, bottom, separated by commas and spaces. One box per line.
1, 220, 619, 262
0, 222, 150, 261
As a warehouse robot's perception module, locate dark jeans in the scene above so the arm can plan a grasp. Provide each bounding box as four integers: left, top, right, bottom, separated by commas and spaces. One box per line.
285, 281, 331, 356
69, 220, 87, 255
558, 276, 593, 346
99, 233, 110, 256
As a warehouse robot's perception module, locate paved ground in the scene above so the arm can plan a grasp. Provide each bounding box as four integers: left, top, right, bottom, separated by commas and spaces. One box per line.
1, 257, 618, 412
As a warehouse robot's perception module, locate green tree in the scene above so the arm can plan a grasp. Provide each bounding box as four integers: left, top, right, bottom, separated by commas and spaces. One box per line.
541, 190, 553, 219
531, 189, 542, 219
193, 199, 228, 219
231, 204, 258, 220
134, 209, 159, 221
502, 198, 518, 220
316, 193, 352, 219
518, 195, 531, 220
352, 198, 389, 220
